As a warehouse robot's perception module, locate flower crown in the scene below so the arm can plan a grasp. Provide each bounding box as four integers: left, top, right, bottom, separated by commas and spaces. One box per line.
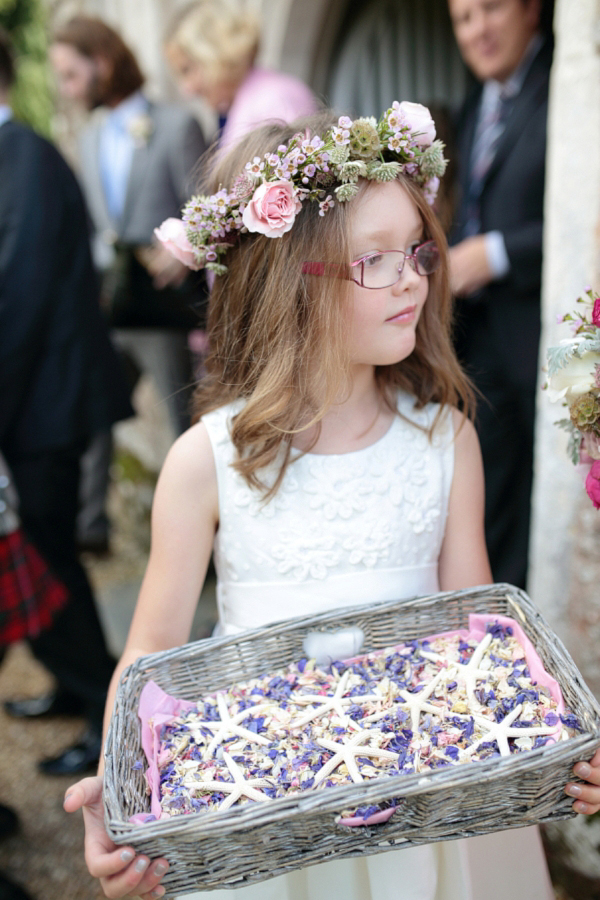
155, 102, 448, 276
546, 287, 600, 507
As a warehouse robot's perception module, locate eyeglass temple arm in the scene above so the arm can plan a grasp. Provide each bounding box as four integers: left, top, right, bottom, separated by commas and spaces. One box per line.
301, 261, 352, 280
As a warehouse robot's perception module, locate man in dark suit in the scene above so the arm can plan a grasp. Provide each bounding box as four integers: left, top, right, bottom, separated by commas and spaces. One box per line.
0, 29, 133, 776
448, 0, 551, 589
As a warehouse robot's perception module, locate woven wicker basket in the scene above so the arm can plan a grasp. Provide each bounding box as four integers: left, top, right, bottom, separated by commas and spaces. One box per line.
104, 583, 600, 895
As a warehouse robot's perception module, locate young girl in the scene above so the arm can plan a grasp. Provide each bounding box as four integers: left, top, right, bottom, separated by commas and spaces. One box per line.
64, 107, 600, 900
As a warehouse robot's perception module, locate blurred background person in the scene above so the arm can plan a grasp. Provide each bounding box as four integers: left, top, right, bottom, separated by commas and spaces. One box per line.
447, 0, 551, 589
164, 0, 317, 152
50, 15, 207, 554
0, 26, 133, 776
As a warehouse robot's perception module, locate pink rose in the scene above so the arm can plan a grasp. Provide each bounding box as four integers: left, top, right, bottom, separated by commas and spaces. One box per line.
585, 459, 600, 509
242, 180, 302, 238
592, 296, 600, 327
398, 101, 436, 147
154, 218, 201, 270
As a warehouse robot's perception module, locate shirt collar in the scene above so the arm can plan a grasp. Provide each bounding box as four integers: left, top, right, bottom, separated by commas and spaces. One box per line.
107, 91, 149, 129
0, 105, 12, 128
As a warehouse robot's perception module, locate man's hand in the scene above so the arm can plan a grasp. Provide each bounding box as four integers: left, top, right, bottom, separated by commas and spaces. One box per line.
136, 245, 188, 290
448, 235, 493, 297
64, 776, 169, 898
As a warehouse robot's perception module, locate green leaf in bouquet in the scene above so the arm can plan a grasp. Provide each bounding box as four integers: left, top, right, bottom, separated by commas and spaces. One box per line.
554, 418, 583, 465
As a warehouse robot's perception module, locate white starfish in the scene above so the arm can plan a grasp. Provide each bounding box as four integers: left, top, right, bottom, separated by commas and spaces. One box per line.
189, 693, 270, 760
183, 751, 273, 811
364, 668, 447, 733
289, 669, 380, 729
442, 632, 494, 707
313, 731, 399, 785
454, 703, 561, 758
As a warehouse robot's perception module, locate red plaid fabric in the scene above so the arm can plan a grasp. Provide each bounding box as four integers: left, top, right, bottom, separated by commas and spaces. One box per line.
0, 528, 69, 645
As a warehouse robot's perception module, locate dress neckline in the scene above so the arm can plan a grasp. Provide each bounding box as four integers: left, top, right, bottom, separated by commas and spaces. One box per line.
294, 413, 400, 460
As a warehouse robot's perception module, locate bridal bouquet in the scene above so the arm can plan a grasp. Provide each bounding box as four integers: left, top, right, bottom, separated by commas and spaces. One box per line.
546, 287, 600, 507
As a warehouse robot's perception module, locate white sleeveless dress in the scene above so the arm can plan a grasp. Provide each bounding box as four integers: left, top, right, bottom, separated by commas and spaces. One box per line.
178, 394, 554, 900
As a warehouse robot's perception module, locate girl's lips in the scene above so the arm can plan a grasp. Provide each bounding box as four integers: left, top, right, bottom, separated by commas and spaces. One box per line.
386, 305, 417, 324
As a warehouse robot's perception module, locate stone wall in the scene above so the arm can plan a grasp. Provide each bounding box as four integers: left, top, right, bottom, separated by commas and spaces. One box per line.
529, 0, 600, 694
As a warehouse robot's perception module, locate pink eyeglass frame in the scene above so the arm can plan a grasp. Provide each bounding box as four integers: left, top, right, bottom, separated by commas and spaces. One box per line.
301, 240, 439, 288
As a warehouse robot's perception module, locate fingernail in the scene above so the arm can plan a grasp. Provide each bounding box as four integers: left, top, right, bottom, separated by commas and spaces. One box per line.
121, 849, 134, 863
575, 763, 591, 778
134, 858, 149, 873
575, 801, 589, 813
151, 889, 165, 898
566, 784, 582, 797
154, 862, 168, 876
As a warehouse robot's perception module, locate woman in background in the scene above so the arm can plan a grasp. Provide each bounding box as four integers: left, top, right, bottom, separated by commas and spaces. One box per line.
165, 0, 317, 150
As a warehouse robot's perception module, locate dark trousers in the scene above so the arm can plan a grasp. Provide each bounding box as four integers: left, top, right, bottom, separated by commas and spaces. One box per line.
456, 310, 536, 590
5, 445, 115, 726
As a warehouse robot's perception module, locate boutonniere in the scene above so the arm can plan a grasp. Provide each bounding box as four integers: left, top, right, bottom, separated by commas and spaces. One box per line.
545, 287, 600, 507
128, 113, 154, 147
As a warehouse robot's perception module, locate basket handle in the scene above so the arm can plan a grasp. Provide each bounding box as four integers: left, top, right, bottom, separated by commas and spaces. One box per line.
303, 627, 365, 666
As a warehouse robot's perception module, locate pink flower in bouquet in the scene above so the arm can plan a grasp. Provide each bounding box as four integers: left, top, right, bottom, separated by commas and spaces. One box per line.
154, 218, 201, 270
398, 102, 436, 147
242, 180, 302, 238
593, 296, 600, 327
585, 460, 600, 509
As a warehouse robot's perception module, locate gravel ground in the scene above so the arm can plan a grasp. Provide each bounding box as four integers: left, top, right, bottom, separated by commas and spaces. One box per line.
0, 642, 105, 900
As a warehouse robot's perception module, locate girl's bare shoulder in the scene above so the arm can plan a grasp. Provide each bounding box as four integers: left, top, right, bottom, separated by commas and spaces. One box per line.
156, 420, 218, 499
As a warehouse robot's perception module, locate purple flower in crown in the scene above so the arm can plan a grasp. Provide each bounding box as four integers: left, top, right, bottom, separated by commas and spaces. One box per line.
319, 195, 335, 217
423, 177, 440, 206
246, 156, 265, 179
386, 101, 406, 133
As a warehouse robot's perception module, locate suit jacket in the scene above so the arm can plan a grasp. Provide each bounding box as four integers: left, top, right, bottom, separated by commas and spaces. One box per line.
0, 120, 133, 457
452, 38, 553, 389
79, 100, 207, 269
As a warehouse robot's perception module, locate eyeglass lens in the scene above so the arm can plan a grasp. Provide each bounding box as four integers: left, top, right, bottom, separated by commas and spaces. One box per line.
358, 242, 439, 288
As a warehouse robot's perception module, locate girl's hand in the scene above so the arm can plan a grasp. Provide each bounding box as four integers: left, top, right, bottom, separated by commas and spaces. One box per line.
565, 747, 600, 814
64, 777, 169, 899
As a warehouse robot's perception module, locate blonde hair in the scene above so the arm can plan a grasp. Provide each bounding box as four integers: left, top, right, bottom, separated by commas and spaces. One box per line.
166, 0, 260, 86
193, 112, 474, 499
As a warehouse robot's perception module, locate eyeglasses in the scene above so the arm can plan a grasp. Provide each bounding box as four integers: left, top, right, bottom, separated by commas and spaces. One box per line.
302, 240, 440, 290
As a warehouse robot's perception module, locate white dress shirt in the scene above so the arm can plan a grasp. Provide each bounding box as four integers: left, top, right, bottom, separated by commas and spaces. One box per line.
0, 105, 12, 128
98, 91, 149, 223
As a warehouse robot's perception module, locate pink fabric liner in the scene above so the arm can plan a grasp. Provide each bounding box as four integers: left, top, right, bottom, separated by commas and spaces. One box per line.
130, 615, 564, 826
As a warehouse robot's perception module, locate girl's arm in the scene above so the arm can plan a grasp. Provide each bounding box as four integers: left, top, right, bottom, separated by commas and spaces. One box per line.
438, 410, 492, 591
64, 422, 219, 900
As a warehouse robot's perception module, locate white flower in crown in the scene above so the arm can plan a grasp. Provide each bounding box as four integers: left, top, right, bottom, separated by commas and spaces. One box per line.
127, 113, 154, 147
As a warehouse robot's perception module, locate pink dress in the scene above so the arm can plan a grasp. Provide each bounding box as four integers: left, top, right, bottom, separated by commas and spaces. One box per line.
220, 67, 317, 151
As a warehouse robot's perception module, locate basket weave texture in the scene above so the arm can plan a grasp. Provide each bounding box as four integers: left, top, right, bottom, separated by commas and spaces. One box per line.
104, 583, 600, 895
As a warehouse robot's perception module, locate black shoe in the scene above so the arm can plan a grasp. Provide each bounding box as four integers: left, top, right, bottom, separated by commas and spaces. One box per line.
77, 535, 110, 556
38, 726, 102, 777
0, 872, 33, 900
0, 806, 18, 841
4, 691, 85, 720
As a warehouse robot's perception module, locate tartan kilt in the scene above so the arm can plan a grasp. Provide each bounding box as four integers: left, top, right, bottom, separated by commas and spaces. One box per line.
0, 527, 69, 646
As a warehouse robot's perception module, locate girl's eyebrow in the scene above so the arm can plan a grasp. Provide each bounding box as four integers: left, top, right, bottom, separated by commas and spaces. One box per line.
353, 226, 424, 251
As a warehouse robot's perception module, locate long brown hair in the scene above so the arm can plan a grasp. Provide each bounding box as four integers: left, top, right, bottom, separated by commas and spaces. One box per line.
53, 17, 144, 105
193, 112, 473, 498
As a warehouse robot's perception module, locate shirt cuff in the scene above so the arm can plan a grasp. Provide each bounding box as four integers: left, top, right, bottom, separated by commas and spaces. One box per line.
484, 231, 510, 279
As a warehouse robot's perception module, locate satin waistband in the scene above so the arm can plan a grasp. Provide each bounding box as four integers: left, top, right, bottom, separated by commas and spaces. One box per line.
215, 565, 439, 635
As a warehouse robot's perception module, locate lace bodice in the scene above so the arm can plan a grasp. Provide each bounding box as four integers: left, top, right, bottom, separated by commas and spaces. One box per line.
202, 393, 454, 634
